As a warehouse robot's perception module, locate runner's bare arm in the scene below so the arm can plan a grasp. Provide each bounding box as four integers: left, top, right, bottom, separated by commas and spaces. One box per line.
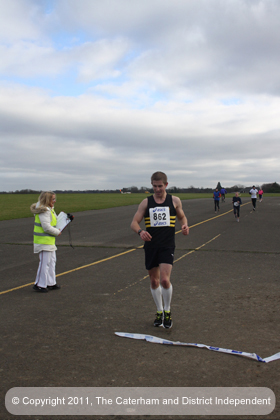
173, 196, 189, 236
130, 199, 152, 241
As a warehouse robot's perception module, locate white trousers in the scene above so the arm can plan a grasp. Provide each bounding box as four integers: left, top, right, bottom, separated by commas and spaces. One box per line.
35, 251, 57, 288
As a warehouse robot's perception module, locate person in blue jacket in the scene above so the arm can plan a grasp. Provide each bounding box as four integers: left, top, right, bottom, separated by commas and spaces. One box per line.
220, 187, 227, 202
213, 188, 221, 213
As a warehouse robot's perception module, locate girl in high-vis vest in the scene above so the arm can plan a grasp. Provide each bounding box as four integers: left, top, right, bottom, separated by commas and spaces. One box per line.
30, 191, 61, 293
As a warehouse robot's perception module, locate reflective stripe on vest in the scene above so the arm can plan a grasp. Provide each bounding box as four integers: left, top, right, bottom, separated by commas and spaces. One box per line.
34, 210, 57, 245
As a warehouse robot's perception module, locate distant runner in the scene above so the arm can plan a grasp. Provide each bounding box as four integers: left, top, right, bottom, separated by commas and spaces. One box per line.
213, 188, 221, 213
220, 187, 227, 202
232, 192, 242, 222
249, 186, 258, 211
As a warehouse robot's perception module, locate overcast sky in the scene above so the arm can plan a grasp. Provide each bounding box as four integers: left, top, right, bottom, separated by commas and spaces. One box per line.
1, 0, 280, 191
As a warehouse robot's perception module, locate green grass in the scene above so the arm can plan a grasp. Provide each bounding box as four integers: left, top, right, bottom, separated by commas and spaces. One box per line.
1, 192, 279, 221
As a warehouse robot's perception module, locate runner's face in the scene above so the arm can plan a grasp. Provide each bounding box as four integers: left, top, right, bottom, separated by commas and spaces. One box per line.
152, 180, 168, 198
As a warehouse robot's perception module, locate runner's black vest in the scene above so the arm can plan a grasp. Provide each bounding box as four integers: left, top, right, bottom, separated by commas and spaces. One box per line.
144, 194, 176, 248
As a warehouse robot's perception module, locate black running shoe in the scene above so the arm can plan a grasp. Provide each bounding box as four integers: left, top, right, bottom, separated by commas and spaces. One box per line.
154, 311, 163, 327
33, 285, 48, 293
163, 311, 173, 329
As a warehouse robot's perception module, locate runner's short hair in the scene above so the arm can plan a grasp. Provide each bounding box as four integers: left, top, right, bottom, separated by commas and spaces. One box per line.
151, 171, 168, 184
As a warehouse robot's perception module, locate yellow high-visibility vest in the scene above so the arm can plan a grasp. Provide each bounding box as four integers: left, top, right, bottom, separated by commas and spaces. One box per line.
34, 209, 57, 245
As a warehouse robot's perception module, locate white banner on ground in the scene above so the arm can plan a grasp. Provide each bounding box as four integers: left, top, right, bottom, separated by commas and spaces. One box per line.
115, 332, 280, 363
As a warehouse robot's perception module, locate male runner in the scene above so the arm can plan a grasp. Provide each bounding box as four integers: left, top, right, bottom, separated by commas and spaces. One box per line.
249, 186, 258, 211
131, 171, 189, 329
220, 187, 227, 202
213, 188, 221, 213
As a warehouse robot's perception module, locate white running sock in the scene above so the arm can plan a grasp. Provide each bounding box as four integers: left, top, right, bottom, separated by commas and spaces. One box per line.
162, 284, 173, 312
150, 286, 163, 312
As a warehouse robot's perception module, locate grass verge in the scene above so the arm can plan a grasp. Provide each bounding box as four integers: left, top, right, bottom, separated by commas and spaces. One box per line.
1, 192, 278, 221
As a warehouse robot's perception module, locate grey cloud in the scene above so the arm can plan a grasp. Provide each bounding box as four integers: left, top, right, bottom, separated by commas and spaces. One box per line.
1, 0, 280, 191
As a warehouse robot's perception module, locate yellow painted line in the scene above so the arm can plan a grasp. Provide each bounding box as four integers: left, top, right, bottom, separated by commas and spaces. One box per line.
174, 234, 221, 263
0, 203, 250, 296
114, 274, 150, 295
0, 249, 137, 296
0, 282, 34, 295
114, 234, 221, 295
56, 248, 136, 277
176, 202, 250, 233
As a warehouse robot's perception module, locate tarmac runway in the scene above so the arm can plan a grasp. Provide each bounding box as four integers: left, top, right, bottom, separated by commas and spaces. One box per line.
1, 196, 280, 419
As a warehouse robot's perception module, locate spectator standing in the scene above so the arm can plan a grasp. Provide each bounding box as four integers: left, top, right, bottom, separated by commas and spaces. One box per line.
30, 191, 61, 292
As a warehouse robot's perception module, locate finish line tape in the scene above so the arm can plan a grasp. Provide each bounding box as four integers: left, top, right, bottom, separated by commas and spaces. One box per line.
115, 332, 280, 363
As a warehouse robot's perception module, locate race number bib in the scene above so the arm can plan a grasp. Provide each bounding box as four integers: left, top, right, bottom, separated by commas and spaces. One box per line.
149, 207, 170, 227
234, 201, 240, 207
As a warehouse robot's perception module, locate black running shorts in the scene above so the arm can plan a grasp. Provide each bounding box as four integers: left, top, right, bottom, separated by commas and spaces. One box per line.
144, 247, 175, 270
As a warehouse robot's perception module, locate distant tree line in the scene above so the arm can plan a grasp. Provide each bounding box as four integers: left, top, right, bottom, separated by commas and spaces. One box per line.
1, 182, 280, 194
215, 182, 280, 194
260, 182, 280, 193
